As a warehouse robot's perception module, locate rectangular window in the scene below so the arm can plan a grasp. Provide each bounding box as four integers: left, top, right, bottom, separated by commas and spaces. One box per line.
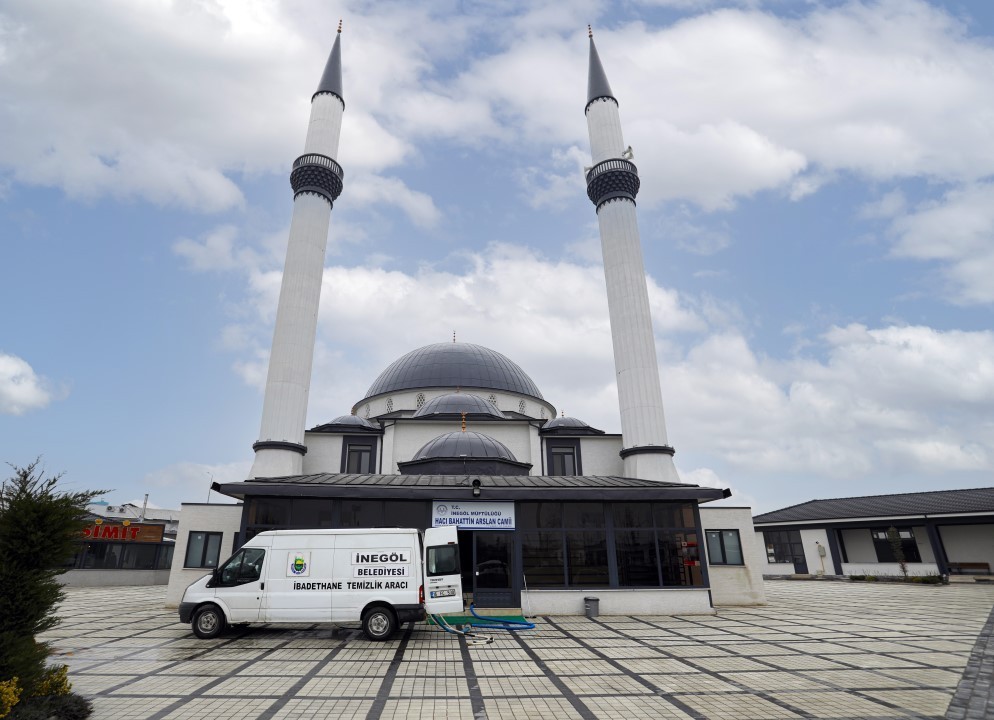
248, 498, 290, 526
653, 503, 696, 528
185, 531, 223, 568
871, 528, 922, 563
658, 531, 704, 586
346, 444, 373, 473
615, 530, 660, 586
613, 503, 652, 528
706, 529, 744, 566
341, 500, 382, 528
157, 545, 175, 570
549, 446, 577, 475
121, 544, 157, 570
566, 531, 609, 586
521, 531, 565, 587
518, 502, 563, 529
763, 530, 805, 564
562, 502, 604, 529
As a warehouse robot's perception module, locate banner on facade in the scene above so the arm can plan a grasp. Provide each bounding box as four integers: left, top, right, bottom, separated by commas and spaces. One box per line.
431, 501, 515, 530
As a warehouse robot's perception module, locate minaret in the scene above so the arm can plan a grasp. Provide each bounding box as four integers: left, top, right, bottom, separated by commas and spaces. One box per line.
250, 24, 346, 478
584, 28, 680, 483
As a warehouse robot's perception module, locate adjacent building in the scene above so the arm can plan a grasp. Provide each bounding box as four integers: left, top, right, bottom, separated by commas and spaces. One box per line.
754, 487, 994, 579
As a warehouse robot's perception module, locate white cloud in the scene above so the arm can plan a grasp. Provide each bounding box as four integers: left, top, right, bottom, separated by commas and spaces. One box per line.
889, 182, 994, 304
4, 1, 994, 214
0, 352, 54, 415
665, 323, 994, 488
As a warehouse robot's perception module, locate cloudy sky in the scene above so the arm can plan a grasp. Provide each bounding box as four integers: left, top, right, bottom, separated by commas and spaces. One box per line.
2, 0, 994, 513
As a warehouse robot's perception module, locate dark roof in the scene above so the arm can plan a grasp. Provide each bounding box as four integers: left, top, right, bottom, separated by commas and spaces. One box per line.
362, 343, 544, 401
412, 393, 505, 420
587, 35, 616, 111
309, 415, 380, 433
754, 487, 994, 524
541, 416, 605, 435
216, 473, 728, 502
314, 30, 344, 105
412, 431, 517, 462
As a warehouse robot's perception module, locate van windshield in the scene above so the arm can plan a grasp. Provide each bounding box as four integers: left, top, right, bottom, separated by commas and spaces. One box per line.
426, 545, 459, 576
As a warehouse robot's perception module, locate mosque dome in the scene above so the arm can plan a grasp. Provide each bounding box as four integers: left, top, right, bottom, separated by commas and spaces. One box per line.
309, 414, 380, 433
541, 415, 605, 435
363, 343, 543, 400
412, 393, 505, 420
411, 431, 517, 461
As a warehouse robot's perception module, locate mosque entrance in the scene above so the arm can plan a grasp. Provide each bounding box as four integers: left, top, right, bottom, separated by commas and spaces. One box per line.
457, 530, 518, 609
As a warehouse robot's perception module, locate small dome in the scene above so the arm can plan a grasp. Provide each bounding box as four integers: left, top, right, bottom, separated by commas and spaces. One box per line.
412, 393, 505, 420
310, 414, 380, 433
544, 416, 589, 429
363, 343, 543, 400
541, 416, 604, 435
412, 431, 517, 462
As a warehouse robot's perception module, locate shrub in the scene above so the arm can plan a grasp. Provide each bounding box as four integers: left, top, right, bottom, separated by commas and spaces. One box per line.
0, 678, 21, 718
0, 460, 104, 697
31, 666, 71, 698
849, 575, 865, 581
7, 693, 92, 720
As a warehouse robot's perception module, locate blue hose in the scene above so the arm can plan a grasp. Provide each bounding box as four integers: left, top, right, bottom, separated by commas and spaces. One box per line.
468, 604, 536, 631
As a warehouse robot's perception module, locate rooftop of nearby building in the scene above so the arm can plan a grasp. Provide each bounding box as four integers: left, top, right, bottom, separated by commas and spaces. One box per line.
753, 486, 994, 524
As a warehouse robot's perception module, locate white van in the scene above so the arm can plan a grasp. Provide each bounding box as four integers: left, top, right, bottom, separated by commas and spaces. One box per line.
178, 527, 463, 641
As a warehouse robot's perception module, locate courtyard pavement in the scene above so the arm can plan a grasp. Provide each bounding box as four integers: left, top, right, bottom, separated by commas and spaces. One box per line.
42, 580, 994, 720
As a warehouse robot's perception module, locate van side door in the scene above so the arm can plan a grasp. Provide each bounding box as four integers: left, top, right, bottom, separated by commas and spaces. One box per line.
210, 547, 266, 623
265, 537, 335, 622
423, 526, 463, 614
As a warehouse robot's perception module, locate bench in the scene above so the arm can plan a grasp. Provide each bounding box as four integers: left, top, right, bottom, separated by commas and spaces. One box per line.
947, 562, 991, 575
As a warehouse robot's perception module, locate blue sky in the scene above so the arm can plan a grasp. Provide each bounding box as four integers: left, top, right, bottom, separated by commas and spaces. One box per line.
2, 0, 994, 513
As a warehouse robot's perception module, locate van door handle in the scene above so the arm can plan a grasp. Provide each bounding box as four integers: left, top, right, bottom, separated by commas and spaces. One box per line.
260, 582, 265, 590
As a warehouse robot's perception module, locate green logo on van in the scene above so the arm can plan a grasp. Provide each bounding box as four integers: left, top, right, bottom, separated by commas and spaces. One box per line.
290, 553, 308, 575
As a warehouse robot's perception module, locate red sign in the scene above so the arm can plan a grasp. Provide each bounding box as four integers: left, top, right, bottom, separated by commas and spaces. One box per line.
82, 522, 164, 543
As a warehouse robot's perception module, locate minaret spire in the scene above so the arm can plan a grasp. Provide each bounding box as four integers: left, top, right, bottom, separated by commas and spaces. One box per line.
251, 24, 347, 479
314, 21, 344, 105
586, 27, 615, 112
583, 28, 679, 483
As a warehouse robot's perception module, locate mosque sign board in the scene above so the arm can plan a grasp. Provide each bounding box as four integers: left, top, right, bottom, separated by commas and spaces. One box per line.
432, 501, 515, 530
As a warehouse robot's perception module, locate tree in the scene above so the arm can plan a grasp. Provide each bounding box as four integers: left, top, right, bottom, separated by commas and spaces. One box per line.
886, 526, 908, 579
0, 460, 104, 696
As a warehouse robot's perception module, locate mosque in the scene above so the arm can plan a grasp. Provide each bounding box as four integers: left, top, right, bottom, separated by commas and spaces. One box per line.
166, 26, 765, 613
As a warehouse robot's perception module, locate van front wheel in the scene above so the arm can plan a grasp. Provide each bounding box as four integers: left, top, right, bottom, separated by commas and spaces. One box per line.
362, 607, 396, 641
192, 604, 226, 639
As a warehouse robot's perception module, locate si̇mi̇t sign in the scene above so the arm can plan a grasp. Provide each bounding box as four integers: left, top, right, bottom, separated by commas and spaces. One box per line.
432, 501, 515, 530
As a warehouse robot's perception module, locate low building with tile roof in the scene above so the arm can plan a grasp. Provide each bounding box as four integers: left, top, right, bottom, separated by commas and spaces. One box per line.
753, 488, 994, 579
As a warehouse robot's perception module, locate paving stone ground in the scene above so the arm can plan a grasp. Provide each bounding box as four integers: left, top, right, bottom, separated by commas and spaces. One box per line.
41, 580, 994, 720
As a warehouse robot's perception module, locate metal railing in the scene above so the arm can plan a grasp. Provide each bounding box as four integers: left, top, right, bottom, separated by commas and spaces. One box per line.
585, 157, 638, 184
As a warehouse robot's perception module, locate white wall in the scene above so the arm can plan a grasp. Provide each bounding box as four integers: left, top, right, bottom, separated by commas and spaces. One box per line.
700, 507, 767, 606
914, 526, 936, 563
799, 528, 830, 575
523, 588, 713, 615
940, 524, 994, 571
165, 503, 243, 607
577, 436, 624, 476
301, 433, 344, 475
354, 387, 556, 422
385, 419, 537, 474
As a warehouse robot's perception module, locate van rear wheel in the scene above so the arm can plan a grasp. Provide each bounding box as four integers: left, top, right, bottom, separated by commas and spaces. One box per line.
192, 604, 226, 639
362, 607, 396, 641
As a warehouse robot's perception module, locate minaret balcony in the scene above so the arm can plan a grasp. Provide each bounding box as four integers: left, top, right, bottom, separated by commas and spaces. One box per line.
290, 153, 345, 205
585, 157, 640, 209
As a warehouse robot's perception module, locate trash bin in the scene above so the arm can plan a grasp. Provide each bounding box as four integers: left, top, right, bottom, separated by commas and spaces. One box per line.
584, 597, 599, 618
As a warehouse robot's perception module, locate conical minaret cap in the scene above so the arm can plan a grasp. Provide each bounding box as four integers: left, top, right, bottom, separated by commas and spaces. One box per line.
586, 29, 616, 112
314, 24, 344, 105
